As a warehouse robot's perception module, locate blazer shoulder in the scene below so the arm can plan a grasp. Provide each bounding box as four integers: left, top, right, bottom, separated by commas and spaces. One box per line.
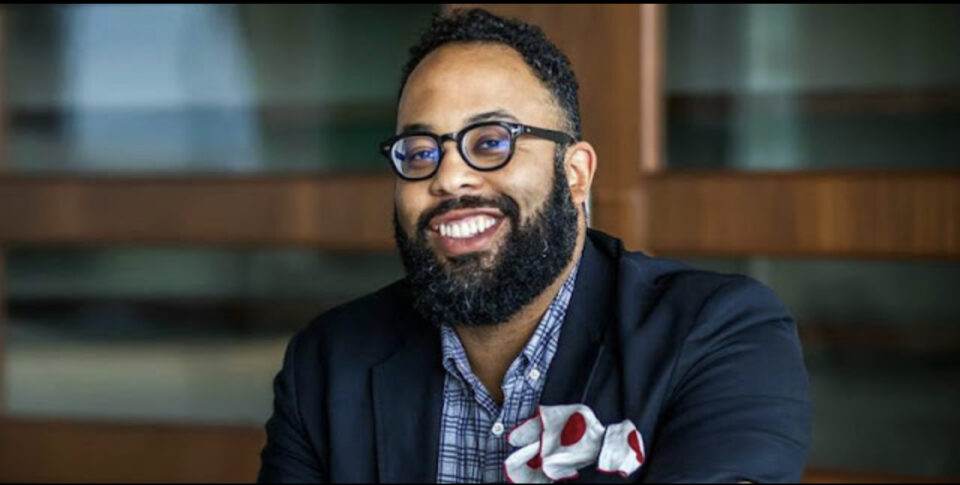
586, 230, 788, 331
667, 271, 792, 348
617, 247, 791, 338
291, 279, 412, 364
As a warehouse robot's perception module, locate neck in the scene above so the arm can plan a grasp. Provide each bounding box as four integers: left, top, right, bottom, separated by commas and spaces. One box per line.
454, 227, 585, 404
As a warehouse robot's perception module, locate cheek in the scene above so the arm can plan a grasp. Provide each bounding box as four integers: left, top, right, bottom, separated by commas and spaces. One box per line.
394, 184, 426, 233
495, 161, 555, 222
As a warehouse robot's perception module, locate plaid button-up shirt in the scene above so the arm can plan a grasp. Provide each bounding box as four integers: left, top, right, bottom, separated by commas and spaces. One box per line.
436, 264, 579, 483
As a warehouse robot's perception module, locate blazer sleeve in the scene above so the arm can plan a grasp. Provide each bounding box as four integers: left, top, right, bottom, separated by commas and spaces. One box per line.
258, 330, 327, 483
643, 277, 812, 483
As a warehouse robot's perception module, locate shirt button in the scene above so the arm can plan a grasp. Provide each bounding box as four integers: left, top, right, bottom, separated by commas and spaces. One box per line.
491, 422, 505, 436
528, 368, 541, 382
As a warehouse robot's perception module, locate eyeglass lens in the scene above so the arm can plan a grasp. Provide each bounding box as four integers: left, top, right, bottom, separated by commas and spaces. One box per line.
391, 124, 513, 178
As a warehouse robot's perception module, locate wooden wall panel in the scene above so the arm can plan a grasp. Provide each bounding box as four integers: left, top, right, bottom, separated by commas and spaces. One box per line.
0, 418, 264, 483
625, 171, 960, 259
0, 255, 5, 414
0, 417, 945, 483
0, 175, 396, 250
803, 469, 951, 484
2, 172, 958, 258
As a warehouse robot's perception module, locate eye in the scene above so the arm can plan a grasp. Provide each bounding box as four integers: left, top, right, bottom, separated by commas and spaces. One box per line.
473, 137, 510, 153
405, 148, 438, 164
395, 136, 439, 164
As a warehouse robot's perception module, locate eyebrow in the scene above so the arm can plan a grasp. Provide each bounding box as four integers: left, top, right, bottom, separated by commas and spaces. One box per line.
398, 109, 521, 134
465, 109, 520, 124
398, 122, 434, 134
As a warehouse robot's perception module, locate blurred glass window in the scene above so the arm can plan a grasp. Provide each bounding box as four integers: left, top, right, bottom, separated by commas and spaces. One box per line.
2, 4, 438, 173
667, 4, 960, 170
2, 247, 404, 425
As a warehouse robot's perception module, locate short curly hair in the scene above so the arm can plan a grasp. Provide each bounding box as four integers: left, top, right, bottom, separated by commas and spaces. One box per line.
398, 8, 582, 140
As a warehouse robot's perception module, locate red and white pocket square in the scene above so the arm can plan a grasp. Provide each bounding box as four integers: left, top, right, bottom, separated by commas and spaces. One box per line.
504, 404, 645, 483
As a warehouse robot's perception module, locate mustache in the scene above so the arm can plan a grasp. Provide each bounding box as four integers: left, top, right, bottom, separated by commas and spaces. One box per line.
416, 194, 521, 237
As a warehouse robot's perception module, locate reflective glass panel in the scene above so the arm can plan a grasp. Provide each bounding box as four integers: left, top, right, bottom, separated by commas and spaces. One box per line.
3, 4, 438, 173
3, 247, 405, 425
667, 4, 960, 170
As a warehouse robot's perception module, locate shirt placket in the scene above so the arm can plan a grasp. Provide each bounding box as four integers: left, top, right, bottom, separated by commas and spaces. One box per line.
483, 359, 532, 483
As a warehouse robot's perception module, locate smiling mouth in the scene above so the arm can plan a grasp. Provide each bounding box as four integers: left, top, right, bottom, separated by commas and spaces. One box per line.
428, 210, 507, 257
435, 214, 498, 238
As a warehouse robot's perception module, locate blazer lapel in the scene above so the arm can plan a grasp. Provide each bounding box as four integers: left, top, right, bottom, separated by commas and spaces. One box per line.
541, 231, 619, 407
371, 301, 444, 483
541, 232, 635, 484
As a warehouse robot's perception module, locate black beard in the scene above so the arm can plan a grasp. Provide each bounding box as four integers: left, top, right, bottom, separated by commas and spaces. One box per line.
393, 155, 579, 328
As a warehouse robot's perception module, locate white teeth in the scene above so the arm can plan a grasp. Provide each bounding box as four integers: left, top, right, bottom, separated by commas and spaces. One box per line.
438, 216, 498, 239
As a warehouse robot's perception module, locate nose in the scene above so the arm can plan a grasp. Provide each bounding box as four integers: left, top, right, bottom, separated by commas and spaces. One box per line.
428, 139, 485, 197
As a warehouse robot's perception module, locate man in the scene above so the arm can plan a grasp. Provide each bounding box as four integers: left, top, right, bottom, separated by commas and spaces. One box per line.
259, 8, 810, 483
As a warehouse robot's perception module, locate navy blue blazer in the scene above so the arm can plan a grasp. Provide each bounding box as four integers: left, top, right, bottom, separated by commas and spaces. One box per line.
258, 229, 811, 483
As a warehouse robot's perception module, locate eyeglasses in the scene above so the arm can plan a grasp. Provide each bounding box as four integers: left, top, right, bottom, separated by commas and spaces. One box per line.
379, 121, 575, 181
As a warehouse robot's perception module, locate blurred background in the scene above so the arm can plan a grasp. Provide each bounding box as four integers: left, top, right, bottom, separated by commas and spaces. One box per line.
0, 3, 957, 483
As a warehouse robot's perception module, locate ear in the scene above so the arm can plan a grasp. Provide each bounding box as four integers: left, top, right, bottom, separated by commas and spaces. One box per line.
563, 141, 597, 206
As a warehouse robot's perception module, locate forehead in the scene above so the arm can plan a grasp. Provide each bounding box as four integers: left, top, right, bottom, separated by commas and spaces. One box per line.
397, 42, 562, 132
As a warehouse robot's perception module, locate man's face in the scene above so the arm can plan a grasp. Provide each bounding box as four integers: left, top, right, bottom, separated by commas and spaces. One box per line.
392, 42, 582, 327
395, 42, 569, 269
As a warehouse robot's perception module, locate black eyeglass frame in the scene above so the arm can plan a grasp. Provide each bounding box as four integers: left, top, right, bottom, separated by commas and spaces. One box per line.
379, 121, 576, 181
